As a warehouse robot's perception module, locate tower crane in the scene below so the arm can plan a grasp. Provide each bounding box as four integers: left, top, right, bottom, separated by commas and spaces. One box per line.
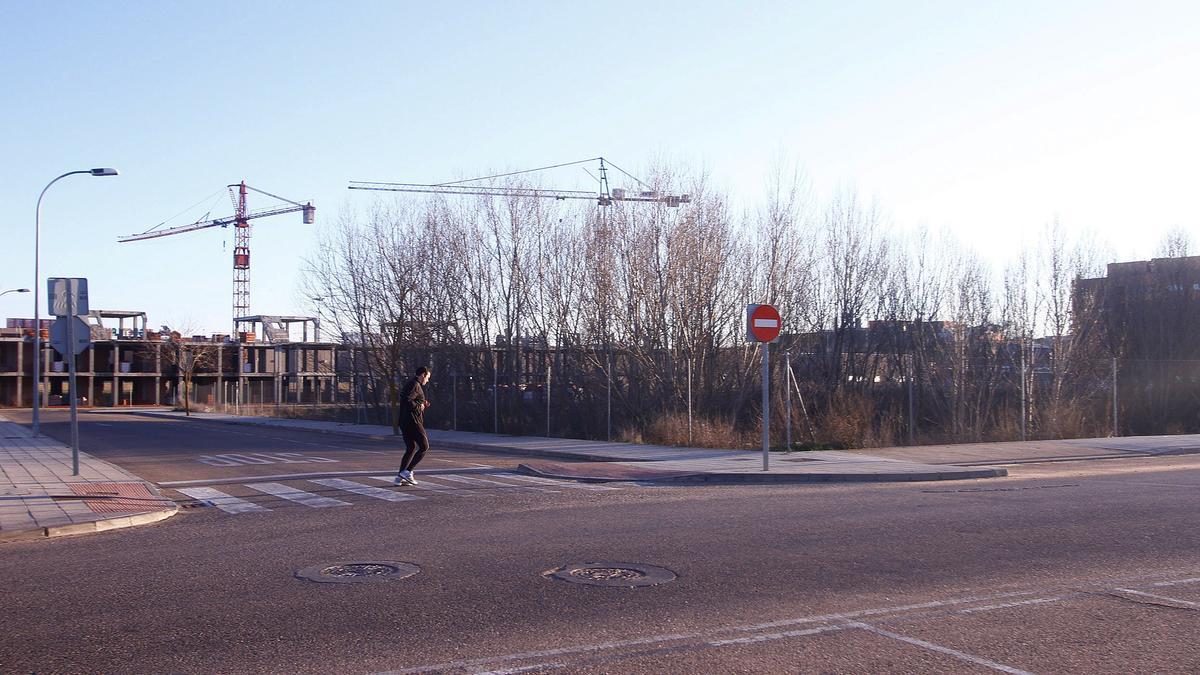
119, 182, 315, 334
348, 157, 691, 207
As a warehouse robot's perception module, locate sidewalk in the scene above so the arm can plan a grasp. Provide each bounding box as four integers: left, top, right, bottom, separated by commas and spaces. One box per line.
0, 414, 177, 543
132, 411, 1010, 484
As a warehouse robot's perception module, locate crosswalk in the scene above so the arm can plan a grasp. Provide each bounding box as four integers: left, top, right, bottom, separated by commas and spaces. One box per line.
174, 471, 623, 515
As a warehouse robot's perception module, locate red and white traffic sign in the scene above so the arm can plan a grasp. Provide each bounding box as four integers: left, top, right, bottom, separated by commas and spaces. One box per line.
747, 304, 782, 342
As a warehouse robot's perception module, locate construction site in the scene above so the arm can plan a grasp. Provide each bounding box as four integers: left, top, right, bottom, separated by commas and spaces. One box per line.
0, 180, 352, 411
0, 311, 351, 409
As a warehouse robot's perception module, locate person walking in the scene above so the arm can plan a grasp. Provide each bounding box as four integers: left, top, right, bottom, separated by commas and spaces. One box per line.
394, 366, 432, 486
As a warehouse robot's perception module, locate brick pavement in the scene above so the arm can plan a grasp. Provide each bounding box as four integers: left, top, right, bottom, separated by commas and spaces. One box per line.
0, 414, 176, 543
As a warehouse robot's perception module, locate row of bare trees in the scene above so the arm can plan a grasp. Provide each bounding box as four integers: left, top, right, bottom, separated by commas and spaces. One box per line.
299, 162, 1195, 447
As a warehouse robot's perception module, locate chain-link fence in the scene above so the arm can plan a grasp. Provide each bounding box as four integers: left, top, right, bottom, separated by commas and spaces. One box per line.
183, 343, 1200, 449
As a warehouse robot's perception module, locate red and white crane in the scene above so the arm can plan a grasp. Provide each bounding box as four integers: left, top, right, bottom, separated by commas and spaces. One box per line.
119, 182, 314, 334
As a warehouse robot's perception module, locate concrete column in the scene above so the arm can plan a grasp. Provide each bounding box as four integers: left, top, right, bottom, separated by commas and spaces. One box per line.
113, 342, 120, 406
154, 343, 161, 405
16, 338, 23, 407
216, 344, 223, 406
86, 346, 94, 405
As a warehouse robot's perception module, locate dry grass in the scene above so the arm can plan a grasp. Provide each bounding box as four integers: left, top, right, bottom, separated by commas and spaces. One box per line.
619, 413, 752, 449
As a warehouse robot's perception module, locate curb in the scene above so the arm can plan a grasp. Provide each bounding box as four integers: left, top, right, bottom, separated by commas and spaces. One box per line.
0, 505, 179, 544
519, 463, 1007, 484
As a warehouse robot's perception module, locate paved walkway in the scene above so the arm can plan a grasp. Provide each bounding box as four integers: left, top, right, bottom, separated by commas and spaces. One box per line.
133, 412, 1009, 483
0, 414, 176, 543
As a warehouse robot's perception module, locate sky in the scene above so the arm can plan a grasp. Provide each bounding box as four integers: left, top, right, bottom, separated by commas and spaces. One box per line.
2, 1, 1197, 335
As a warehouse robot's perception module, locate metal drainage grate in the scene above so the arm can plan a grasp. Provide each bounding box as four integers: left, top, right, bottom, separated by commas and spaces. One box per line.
177, 500, 211, 509
544, 562, 676, 588
295, 560, 420, 584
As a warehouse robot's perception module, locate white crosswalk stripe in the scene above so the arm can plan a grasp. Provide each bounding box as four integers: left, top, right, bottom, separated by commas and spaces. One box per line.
435, 474, 560, 493
245, 481, 352, 508
177, 486, 269, 514
491, 472, 620, 491
309, 478, 425, 502
367, 475, 485, 497
175, 472, 620, 516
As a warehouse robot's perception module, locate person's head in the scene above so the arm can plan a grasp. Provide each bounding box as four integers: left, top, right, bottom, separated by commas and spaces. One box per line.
416, 366, 431, 384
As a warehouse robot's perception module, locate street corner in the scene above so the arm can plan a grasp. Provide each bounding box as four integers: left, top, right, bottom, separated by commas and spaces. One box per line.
517, 461, 702, 483
0, 481, 180, 544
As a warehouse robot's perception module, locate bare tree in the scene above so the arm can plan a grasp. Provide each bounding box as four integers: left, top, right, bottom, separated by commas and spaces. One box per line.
152, 330, 220, 416
1155, 226, 1192, 258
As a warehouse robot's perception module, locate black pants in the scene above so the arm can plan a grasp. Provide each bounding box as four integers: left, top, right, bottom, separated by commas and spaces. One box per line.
399, 425, 429, 472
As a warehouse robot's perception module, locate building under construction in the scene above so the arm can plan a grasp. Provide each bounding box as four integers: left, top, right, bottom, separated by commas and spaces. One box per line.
0, 311, 352, 410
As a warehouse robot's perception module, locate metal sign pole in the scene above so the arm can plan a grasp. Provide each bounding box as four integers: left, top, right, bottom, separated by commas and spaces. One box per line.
66, 287, 80, 475
762, 343, 770, 471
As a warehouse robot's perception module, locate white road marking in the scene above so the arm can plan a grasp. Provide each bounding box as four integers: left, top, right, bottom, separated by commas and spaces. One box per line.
738, 591, 1039, 631
176, 487, 269, 514
309, 478, 425, 502
161, 470, 414, 487
491, 472, 619, 491
380, 572, 1200, 674
368, 475, 484, 497
1114, 588, 1200, 607
710, 624, 844, 646
1151, 577, 1200, 587
847, 621, 1033, 674
959, 595, 1069, 613
436, 474, 559, 493
245, 482, 351, 508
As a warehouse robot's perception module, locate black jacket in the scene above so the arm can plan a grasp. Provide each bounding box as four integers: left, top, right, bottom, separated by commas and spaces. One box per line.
400, 376, 427, 429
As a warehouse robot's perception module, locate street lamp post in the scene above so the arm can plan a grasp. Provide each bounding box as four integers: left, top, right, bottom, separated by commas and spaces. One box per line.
32, 168, 119, 435
1, 289, 31, 297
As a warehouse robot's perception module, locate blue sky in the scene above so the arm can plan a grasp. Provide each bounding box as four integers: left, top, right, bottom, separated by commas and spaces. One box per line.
3, 1, 1197, 334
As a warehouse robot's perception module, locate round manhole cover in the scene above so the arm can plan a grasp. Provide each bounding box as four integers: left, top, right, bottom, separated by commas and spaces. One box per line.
544, 562, 676, 588
295, 560, 420, 584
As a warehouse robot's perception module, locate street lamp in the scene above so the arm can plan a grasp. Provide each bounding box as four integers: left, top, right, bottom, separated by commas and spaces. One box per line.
32, 168, 119, 434
1, 288, 31, 297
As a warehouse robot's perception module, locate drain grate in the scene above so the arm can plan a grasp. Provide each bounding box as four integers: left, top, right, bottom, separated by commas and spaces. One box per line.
544, 562, 676, 588
295, 560, 420, 584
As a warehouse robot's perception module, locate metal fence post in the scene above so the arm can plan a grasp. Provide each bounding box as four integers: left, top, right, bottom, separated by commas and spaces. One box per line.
546, 360, 551, 437
687, 357, 693, 445
907, 355, 915, 445
784, 351, 791, 451
1020, 340, 1027, 442
606, 349, 612, 442
1112, 357, 1118, 437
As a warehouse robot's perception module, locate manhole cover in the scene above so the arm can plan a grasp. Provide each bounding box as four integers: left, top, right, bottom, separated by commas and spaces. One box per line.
544, 562, 676, 587
295, 560, 420, 584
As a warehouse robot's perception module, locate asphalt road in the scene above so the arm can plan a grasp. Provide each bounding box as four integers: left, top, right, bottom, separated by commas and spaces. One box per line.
2, 411, 1199, 673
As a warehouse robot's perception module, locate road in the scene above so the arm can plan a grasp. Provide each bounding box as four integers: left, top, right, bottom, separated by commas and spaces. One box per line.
2, 410, 1199, 673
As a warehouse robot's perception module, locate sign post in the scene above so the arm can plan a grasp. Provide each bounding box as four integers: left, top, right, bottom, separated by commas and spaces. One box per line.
48, 277, 90, 476
747, 304, 782, 471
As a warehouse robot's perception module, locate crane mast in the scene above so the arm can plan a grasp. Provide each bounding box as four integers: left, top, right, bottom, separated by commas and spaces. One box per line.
233, 182, 251, 334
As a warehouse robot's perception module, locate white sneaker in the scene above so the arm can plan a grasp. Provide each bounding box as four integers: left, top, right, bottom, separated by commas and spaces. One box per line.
407, 471, 418, 485
394, 471, 412, 486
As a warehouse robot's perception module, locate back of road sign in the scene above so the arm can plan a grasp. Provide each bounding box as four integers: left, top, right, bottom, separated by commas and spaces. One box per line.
48, 277, 89, 316
50, 316, 92, 356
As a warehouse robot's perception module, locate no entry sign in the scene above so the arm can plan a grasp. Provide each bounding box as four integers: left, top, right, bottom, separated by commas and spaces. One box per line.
747, 304, 781, 342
